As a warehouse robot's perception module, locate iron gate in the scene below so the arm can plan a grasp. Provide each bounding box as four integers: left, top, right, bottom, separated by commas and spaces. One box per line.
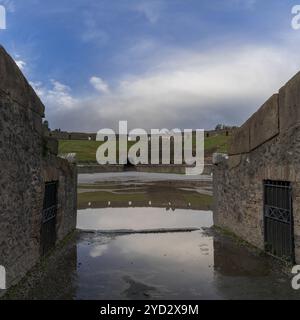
41, 181, 58, 256
263, 180, 295, 262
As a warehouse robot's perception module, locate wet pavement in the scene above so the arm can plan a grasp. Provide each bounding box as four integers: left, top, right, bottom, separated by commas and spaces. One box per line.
4, 173, 300, 300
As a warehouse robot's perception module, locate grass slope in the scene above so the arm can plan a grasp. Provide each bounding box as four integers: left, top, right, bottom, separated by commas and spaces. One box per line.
59, 134, 230, 164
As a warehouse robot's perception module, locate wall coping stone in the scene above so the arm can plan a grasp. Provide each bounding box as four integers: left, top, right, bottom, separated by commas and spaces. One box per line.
0, 46, 45, 117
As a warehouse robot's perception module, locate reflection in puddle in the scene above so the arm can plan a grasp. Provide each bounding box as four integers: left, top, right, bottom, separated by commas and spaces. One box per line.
8, 208, 300, 300
7, 212, 300, 300
77, 231, 215, 299
75, 205, 297, 300
6, 174, 300, 300
77, 208, 213, 231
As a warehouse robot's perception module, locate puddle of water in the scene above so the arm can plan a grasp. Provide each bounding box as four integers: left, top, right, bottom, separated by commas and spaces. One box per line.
5, 176, 300, 300
77, 231, 216, 299
77, 208, 213, 231
10, 225, 300, 300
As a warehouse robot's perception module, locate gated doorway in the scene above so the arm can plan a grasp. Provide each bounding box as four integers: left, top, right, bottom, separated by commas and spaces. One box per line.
41, 181, 58, 256
263, 180, 295, 262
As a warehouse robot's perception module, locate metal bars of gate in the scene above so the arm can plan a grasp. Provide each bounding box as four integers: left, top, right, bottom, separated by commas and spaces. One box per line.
263, 180, 295, 263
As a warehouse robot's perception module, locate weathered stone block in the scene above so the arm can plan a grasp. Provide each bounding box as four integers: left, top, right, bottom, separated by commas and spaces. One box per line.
45, 137, 59, 155
249, 94, 279, 150
279, 71, 300, 133
228, 154, 242, 169
0, 46, 77, 289
33, 113, 43, 134
212, 153, 228, 165
228, 121, 250, 155
0, 46, 45, 116
215, 118, 300, 263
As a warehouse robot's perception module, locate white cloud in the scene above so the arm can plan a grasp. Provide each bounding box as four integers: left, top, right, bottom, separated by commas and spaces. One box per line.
15, 59, 26, 70
30, 81, 45, 97
90, 244, 108, 258
90, 76, 110, 94
33, 80, 78, 116
34, 40, 300, 132
46, 80, 78, 110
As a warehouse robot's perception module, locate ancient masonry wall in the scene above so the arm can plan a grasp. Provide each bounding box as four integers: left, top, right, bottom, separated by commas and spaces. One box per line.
49, 131, 97, 141
0, 46, 77, 288
213, 71, 300, 263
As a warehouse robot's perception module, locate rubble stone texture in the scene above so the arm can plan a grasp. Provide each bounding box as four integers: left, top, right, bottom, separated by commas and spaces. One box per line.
0, 46, 77, 288
214, 71, 300, 263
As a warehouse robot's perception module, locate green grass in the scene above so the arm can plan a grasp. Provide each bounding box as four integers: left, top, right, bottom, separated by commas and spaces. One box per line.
77, 188, 213, 210
78, 190, 148, 203
204, 134, 230, 154
182, 194, 213, 209
59, 140, 104, 163
59, 134, 230, 163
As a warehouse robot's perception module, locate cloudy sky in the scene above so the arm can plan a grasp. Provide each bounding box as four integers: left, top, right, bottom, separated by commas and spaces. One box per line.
0, 0, 300, 131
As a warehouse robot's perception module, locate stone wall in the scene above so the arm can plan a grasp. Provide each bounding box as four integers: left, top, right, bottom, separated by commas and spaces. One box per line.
49, 130, 96, 141
205, 128, 235, 138
213, 71, 300, 263
0, 46, 77, 288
